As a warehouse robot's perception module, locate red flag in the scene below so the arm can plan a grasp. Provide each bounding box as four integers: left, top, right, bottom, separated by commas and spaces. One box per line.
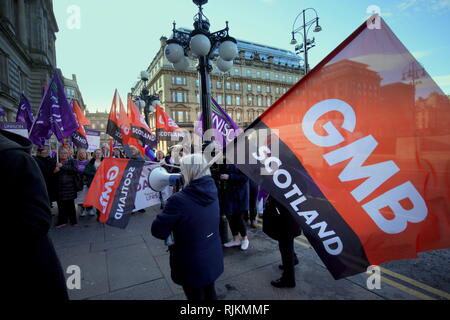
83, 158, 145, 228
155, 105, 180, 132
227, 15, 450, 279
127, 95, 157, 148
106, 90, 123, 143
73, 100, 91, 126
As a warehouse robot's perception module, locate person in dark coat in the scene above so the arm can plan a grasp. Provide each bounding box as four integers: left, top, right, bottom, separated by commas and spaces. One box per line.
220, 164, 250, 250
151, 153, 223, 301
33, 146, 57, 205
263, 195, 302, 288
244, 179, 259, 228
54, 148, 80, 227
0, 129, 68, 300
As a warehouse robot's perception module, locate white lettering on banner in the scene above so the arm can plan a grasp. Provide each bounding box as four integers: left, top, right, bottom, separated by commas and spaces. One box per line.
302, 99, 428, 234
114, 167, 136, 219
99, 166, 119, 214
252, 146, 342, 255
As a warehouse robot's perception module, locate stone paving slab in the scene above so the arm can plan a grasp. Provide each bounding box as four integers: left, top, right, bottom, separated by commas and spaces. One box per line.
106, 242, 162, 292
91, 278, 173, 300
58, 251, 109, 300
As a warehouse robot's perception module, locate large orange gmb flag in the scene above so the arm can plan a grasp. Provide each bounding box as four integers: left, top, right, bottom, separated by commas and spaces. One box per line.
227, 16, 450, 279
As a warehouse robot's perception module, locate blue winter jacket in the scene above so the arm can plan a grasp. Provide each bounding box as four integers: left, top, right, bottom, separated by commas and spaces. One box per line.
151, 175, 224, 288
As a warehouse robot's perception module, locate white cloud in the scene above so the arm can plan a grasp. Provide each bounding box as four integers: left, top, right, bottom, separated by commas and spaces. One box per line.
398, 0, 417, 10
432, 74, 450, 86
411, 50, 433, 59
397, 0, 450, 11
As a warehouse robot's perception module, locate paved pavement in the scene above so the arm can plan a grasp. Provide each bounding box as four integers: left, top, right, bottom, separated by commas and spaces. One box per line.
48, 206, 450, 300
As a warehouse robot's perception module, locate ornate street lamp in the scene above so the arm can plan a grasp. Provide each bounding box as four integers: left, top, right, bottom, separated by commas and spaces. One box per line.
164, 0, 238, 147
134, 70, 160, 128
290, 8, 322, 74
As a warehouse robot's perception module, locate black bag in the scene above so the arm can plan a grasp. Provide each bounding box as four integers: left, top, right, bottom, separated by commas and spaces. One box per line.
263, 196, 302, 241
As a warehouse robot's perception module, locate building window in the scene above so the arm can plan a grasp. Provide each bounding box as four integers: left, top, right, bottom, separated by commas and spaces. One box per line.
282, 88, 287, 94
196, 79, 199, 87
282, 75, 286, 81
275, 87, 280, 94
266, 86, 270, 93
257, 96, 262, 106
236, 110, 241, 122
234, 68, 240, 76
247, 84, 252, 91
217, 95, 223, 105
216, 81, 222, 89
247, 95, 253, 106
246, 69, 252, 77
275, 73, 279, 80
226, 95, 232, 105
265, 72, 270, 80
267, 97, 271, 106
256, 71, 261, 78
288, 76, 292, 83
257, 85, 261, 92
172, 92, 176, 102
236, 96, 241, 106
175, 77, 186, 85
197, 93, 200, 103
234, 83, 240, 90
226, 82, 231, 89
177, 92, 183, 103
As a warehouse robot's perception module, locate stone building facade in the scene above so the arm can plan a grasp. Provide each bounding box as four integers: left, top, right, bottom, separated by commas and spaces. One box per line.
84, 110, 109, 147
0, 0, 59, 120
131, 29, 303, 140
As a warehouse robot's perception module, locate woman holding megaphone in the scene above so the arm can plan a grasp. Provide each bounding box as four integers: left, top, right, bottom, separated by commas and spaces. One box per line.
151, 153, 223, 301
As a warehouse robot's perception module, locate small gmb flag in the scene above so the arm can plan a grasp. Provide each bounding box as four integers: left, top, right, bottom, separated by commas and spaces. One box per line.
227, 15, 450, 279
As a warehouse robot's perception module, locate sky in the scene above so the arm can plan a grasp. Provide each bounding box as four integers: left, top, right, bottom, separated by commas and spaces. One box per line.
53, 0, 450, 112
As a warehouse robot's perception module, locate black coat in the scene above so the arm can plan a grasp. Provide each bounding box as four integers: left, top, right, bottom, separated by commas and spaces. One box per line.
220, 164, 249, 216
0, 130, 68, 300
151, 176, 224, 288
55, 158, 79, 201
263, 195, 302, 241
33, 155, 57, 202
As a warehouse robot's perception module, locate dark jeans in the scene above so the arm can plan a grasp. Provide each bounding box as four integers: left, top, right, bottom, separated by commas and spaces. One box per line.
182, 283, 217, 301
227, 211, 247, 238
56, 199, 77, 225
245, 184, 258, 222
278, 236, 298, 282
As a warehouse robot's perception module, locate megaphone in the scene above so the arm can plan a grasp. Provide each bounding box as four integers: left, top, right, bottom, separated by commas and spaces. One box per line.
148, 166, 183, 192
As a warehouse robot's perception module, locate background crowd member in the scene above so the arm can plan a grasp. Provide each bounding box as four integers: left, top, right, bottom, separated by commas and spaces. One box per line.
151, 154, 223, 301
83, 148, 103, 217
155, 150, 165, 162
221, 164, 250, 251
75, 148, 90, 217
1, 129, 68, 300
54, 148, 80, 227
101, 143, 110, 158
112, 146, 123, 158
263, 195, 302, 288
33, 145, 57, 208
244, 179, 259, 228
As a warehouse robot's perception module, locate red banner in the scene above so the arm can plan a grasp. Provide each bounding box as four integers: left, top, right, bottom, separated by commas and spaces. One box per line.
228, 16, 450, 279
84, 158, 145, 228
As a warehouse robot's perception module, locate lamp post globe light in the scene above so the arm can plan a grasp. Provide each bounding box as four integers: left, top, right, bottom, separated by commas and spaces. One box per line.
164, 0, 238, 147
290, 8, 322, 74
134, 70, 160, 128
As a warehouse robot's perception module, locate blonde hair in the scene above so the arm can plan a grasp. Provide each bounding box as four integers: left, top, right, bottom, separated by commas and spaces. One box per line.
77, 148, 89, 161
180, 153, 210, 186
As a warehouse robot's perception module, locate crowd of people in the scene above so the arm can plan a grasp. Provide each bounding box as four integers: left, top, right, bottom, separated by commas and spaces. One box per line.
152, 145, 302, 301
3, 125, 302, 301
